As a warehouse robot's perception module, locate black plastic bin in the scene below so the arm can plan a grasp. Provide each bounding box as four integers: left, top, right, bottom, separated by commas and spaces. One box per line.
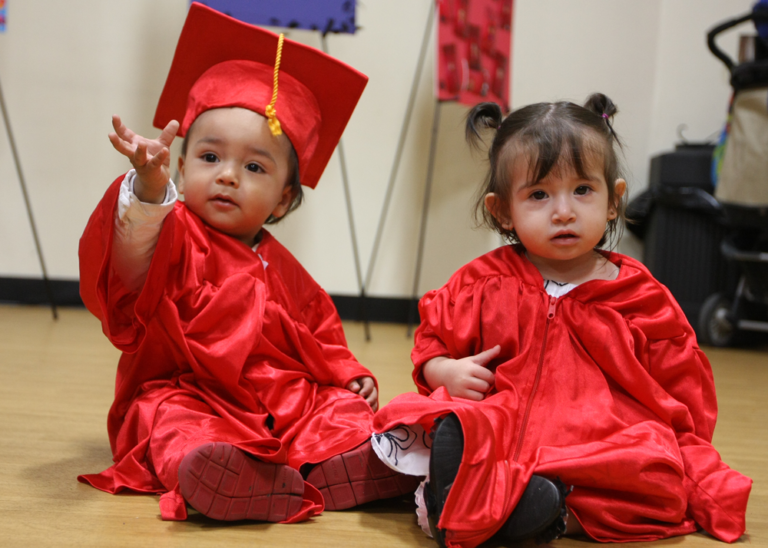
627, 144, 734, 333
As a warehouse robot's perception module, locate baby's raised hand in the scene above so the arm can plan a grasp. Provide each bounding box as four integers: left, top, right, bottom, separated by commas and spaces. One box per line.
423, 345, 500, 401
346, 376, 379, 412
108, 115, 179, 204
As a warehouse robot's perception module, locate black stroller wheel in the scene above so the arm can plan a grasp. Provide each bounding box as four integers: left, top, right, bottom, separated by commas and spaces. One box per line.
699, 293, 737, 347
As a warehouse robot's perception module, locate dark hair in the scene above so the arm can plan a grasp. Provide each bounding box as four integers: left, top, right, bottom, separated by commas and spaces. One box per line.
265, 144, 303, 224
466, 93, 627, 248
180, 122, 304, 224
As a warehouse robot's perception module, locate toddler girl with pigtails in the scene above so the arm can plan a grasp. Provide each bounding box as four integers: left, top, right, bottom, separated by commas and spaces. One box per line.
371, 93, 751, 547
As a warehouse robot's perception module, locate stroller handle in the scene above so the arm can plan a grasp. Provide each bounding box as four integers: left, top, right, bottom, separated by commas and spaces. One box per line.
707, 8, 768, 72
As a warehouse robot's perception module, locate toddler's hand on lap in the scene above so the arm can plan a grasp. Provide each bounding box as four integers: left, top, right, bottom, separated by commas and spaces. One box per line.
108, 115, 179, 204
346, 376, 378, 412
423, 346, 499, 401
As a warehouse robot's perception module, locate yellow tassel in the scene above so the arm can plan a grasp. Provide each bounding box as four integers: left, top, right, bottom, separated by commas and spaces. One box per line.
265, 105, 281, 136
265, 34, 284, 137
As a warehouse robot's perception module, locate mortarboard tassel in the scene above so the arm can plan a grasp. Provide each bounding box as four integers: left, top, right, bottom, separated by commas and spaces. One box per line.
265, 33, 284, 136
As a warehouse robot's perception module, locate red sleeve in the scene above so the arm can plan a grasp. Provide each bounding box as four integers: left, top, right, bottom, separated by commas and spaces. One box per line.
257, 233, 375, 389
79, 175, 122, 321
411, 288, 454, 394
300, 288, 375, 389
78, 174, 175, 352
411, 274, 510, 395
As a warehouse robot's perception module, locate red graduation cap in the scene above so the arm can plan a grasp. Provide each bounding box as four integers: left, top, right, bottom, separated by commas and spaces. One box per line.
153, 2, 368, 189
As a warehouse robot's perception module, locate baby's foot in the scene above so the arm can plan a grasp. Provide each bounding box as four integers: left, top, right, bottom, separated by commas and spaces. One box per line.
495, 475, 570, 543
424, 413, 464, 547
306, 440, 420, 510
178, 442, 304, 521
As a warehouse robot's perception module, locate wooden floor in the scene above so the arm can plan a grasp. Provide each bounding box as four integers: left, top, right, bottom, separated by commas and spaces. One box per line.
0, 304, 765, 547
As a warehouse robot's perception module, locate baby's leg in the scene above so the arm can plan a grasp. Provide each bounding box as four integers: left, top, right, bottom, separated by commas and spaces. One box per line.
286, 385, 420, 510
149, 393, 305, 522
565, 514, 584, 535
427, 414, 568, 547
534, 423, 696, 542
305, 438, 421, 510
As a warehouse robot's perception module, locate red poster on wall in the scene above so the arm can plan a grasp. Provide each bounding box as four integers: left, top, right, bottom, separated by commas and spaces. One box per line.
436, 0, 513, 111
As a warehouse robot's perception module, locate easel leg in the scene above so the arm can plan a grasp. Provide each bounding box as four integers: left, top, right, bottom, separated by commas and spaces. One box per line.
364, 2, 435, 330
0, 77, 58, 319
407, 101, 442, 337
320, 35, 370, 340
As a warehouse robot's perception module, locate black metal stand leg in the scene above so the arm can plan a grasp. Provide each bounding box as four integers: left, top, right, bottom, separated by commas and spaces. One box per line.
407, 101, 442, 337
336, 136, 371, 341
320, 35, 370, 341
0, 77, 58, 320
364, 2, 435, 324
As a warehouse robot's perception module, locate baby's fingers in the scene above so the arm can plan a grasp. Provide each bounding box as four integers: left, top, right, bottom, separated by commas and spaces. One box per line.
364, 385, 379, 412
133, 141, 150, 168
144, 147, 170, 171
471, 345, 501, 366
465, 374, 493, 395
456, 387, 486, 402
158, 120, 180, 148
108, 131, 135, 158
346, 379, 361, 393
471, 364, 495, 386
111, 115, 137, 142
357, 377, 375, 399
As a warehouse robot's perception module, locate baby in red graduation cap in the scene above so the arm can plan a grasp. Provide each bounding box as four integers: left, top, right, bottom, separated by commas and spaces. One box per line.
78, 3, 417, 523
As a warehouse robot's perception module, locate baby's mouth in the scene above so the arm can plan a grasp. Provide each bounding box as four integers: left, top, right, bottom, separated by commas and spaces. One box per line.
552, 232, 578, 243
212, 194, 235, 204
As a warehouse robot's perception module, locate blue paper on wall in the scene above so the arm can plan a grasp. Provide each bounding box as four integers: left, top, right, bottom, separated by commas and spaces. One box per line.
195, 0, 356, 34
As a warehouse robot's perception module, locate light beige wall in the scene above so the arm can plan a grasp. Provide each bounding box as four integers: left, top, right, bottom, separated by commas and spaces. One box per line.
648, 1, 749, 154
0, 0, 753, 297
0, 0, 189, 279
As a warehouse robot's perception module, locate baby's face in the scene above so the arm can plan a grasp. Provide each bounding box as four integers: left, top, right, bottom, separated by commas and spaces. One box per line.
178, 107, 294, 246
503, 152, 616, 265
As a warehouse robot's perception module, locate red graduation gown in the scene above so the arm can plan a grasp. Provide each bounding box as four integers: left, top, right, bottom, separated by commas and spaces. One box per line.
373, 245, 751, 547
78, 175, 375, 521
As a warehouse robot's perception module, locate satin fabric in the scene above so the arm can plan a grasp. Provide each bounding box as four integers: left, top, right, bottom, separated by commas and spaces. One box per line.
373, 245, 751, 547
78, 175, 375, 521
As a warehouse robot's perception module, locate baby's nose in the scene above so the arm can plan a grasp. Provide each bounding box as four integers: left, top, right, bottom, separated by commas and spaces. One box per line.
553, 196, 575, 219
217, 164, 239, 186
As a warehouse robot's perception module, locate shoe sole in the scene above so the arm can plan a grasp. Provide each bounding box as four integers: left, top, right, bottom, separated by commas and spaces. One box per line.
306, 441, 421, 510
178, 442, 304, 521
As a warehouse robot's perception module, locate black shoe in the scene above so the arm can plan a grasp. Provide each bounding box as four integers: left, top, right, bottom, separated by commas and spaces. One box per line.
425, 413, 464, 547
495, 475, 570, 544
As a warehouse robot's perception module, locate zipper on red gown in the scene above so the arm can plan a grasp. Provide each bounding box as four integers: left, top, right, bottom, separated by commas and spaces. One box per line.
513, 295, 557, 462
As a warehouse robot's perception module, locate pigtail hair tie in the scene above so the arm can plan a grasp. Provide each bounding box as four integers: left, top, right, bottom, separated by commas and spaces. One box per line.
584, 93, 620, 145
465, 102, 504, 149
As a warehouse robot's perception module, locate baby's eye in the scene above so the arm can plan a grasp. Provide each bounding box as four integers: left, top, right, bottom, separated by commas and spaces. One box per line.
574, 185, 591, 196
530, 190, 547, 200
202, 153, 218, 163
246, 163, 264, 173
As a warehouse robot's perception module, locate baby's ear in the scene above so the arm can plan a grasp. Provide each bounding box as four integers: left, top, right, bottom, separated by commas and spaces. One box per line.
608, 178, 627, 219
176, 156, 186, 193
271, 184, 297, 220
484, 193, 512, 230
